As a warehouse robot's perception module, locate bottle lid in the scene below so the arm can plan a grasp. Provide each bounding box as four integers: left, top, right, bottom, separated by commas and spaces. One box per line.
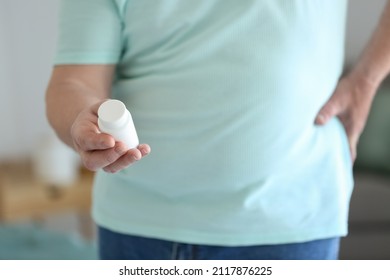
98, 99, 128, 130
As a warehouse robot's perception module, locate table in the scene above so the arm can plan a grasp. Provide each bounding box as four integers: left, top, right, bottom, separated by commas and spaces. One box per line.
0, 161, 94, 238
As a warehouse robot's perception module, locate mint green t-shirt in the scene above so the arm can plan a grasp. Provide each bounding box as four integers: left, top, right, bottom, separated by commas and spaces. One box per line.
55, 0, 353, 246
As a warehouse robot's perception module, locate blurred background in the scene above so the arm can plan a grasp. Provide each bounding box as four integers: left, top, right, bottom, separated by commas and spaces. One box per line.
0, 0, 389, 259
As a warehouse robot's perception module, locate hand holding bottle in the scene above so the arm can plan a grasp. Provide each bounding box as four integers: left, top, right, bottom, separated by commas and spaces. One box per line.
70, 101, 150, 173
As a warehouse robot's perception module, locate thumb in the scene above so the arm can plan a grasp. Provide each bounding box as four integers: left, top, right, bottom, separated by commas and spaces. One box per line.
315, 92, 344, 126
348, 134, 358, 163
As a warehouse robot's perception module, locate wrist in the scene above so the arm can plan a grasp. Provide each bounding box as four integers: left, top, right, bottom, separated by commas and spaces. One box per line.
346, 65, 381, 98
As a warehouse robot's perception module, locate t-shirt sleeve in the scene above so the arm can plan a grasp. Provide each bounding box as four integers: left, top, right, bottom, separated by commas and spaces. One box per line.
54, 0, 123, 65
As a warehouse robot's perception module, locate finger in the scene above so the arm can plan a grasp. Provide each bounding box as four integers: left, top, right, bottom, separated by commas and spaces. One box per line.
315, 96, 344, 125
350, 146, 357, 163
75, 130, 115, 151
90, 100, 109, 115
137, 144, 151, 157
82, 142, 128, 171
339, 112, 361, 163
102, 153, 137, 173
103, 148, 143, 173
71, 100, 115, 153
314, 80, 352, 126
347, 131, 360, 163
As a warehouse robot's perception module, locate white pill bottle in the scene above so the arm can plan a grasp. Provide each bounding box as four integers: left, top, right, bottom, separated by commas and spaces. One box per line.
97, 99, 139, 149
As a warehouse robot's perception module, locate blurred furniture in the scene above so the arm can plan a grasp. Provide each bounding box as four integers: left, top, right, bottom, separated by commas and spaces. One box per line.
343, 82, 390, 259
340, 172, 390, 259
0, 161, 94, 238
356, 84, 390, 172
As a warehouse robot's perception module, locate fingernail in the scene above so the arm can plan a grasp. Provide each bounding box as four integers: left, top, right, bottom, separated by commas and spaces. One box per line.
133, 155, 140, 161
316, 114, 325, 123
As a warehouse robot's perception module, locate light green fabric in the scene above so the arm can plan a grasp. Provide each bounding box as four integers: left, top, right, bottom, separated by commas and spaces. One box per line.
55, 0, 353, 246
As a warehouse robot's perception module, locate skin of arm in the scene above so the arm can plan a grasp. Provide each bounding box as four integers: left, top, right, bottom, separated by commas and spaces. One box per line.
316, 0, 390, 161
45, 65, 150, 173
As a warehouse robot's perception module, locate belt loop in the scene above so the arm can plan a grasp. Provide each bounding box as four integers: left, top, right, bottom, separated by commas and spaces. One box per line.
171, 242, 179, 260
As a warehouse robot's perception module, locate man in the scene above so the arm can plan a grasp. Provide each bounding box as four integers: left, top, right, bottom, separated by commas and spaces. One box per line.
46, 0, 390, 259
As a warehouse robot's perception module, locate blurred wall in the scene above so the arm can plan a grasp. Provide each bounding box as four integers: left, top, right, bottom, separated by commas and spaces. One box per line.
0, 3, 17, 158
345, 0, 387, 65
0, 0, 60, 159
0, 0, 388, 160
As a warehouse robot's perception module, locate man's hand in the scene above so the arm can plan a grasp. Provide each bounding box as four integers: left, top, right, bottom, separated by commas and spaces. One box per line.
71, 101, 151, 173
315, 74, 376, 162
315, 0, 390, 162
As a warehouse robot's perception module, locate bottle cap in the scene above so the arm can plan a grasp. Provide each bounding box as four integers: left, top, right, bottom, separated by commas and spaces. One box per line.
98, 99, 128, 130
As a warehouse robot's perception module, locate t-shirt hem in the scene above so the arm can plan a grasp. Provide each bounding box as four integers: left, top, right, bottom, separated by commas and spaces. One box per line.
54, 52, 119, 65
93, 214, 347, 247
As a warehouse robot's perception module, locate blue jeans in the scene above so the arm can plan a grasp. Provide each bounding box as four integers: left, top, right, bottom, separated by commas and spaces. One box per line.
98, 227, 340, 260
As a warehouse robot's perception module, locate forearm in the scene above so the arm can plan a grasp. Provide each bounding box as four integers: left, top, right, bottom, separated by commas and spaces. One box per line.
349, 0, 390, 93
45, 65, 114, 148
46, 82, 102, 147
